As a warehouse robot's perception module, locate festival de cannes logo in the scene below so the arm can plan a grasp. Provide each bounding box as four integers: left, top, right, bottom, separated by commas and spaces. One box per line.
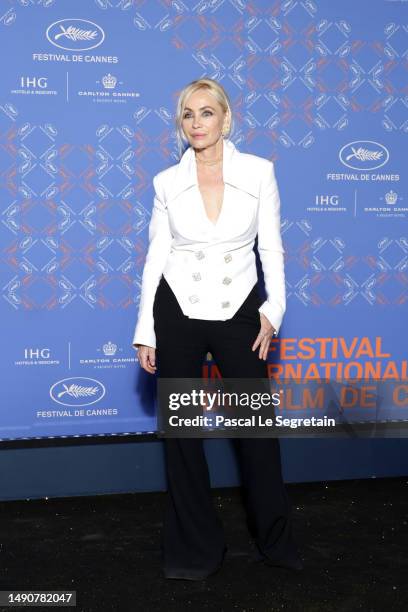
339, 141, 389, 171
46, 19, 105, 51
50, 377, 106, 406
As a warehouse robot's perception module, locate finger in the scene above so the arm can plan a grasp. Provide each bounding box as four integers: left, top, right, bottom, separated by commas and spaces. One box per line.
138, 352, 154, 374
259, 337, 271, 361
143, 361, 156, 374
252, 332, 263, 351
258, 335, 266, 359
143, 353, 156, 373
147, 355, 157, 371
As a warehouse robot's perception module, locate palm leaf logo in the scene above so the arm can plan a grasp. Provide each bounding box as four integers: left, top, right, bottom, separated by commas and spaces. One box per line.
57, 383, 99, 399
346, 147, 383, 162
54, 25, 98, 42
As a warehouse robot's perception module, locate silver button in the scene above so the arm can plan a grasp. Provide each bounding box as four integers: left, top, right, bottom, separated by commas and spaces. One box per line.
192, 272, 201, 281
221, 301, 230, 308
224, 254, 232, 263
195, 250, 205, 260
189, 294, 199, 303
222, 276, 232, 285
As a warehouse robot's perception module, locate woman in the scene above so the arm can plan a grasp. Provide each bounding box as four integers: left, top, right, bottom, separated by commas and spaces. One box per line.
132, 78, 302, 580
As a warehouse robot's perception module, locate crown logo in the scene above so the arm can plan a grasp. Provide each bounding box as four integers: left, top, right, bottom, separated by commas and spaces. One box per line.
102, 73, 117, 89
103, 341, 117, 356
385, 190, 398, 205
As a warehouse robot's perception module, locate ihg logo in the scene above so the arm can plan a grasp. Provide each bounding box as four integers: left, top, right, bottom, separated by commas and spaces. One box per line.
315, 195, 339, 207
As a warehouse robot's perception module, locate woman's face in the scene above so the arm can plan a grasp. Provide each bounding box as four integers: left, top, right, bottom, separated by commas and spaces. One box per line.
181, 89, 227, 149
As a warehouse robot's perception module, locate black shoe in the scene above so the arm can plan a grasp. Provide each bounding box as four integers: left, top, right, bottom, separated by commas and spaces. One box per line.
163, 547, 227, 581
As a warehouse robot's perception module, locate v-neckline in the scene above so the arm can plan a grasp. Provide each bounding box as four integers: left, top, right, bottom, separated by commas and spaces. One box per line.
196, 183, 226, 228
193, 147, 227, 228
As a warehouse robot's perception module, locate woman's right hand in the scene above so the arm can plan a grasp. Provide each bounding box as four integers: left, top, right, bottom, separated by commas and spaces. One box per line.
136, 345, 157, 374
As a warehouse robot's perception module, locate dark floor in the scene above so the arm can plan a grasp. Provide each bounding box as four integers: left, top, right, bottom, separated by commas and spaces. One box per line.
0, 477, 407, 612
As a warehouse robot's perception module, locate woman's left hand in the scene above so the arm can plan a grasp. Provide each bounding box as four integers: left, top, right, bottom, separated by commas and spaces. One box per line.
252, 313, 276, 360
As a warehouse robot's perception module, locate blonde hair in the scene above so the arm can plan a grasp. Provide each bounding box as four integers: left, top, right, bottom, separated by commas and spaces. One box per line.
174, 78, 234, 158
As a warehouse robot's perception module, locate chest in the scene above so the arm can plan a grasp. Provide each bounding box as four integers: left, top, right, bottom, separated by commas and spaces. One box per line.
166, 183, 259, 240
196, 170, 225, 225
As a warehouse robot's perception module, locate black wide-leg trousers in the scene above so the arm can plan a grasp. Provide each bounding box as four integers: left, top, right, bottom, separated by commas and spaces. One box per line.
153, 275, 298, 576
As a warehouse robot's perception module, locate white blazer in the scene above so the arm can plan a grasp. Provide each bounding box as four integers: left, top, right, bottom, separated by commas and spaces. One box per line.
132, 137, 286, 349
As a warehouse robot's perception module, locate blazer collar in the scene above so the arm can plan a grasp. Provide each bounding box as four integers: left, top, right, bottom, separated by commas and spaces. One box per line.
168, 137, 259, 200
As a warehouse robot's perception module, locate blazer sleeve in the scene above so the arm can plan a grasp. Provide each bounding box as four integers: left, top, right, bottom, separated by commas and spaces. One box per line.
257, 160, 286, 334
132, 173, 173, 350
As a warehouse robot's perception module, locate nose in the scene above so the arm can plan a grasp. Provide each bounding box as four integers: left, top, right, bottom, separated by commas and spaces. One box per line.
192, 116, 202, 129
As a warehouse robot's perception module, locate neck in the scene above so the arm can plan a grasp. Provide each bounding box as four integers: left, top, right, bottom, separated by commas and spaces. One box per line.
194, 136, 224, 163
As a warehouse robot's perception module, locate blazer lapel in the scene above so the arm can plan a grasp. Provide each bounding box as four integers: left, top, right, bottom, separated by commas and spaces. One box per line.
167, 138, 260, 202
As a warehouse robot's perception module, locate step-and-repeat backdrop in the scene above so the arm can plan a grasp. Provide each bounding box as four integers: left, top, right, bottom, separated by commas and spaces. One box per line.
1, 0, 406, 441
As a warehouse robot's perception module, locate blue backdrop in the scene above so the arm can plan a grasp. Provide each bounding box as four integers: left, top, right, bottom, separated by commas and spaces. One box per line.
1, 0, 407, 442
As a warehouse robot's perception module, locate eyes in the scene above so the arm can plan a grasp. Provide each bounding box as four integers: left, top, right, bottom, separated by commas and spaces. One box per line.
183, 110, 213, 119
